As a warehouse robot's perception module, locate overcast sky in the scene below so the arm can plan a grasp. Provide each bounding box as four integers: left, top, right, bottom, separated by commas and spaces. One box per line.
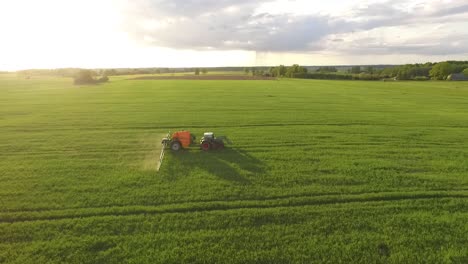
1, 0, 467, 70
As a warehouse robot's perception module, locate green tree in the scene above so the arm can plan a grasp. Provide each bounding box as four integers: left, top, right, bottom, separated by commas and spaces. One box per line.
244, 68, 249, 75
269, 67, 277, 77
396, 65, 412, 80
194, 68, 200, 75
285, 64, 307, 77
278, 65, 287, 77
201, 68, 208, 74
429, 62, 453, 80
463, 68, 468, 76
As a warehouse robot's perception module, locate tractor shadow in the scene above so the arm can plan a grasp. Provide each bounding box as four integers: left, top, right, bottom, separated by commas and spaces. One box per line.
166, 148, 263, 185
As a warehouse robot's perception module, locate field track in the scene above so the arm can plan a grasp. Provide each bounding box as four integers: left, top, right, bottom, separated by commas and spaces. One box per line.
2, 190, 467, 223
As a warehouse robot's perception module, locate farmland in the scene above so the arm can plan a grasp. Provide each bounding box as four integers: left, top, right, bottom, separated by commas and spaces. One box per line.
1, 73, 467, 263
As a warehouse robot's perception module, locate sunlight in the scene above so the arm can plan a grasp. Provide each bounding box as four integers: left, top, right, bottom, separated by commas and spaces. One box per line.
0, 0, 258, 70
0, 0, 123, 69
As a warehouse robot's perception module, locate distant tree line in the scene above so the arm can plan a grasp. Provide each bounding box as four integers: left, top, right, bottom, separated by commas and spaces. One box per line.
273, 61, 468, 81
376, 61, 468, 80
268, 64, 308, 77
369, 61, 468, 80
316, 66, 338, 73
15, 61, 468, 82
266, 65, 379, 80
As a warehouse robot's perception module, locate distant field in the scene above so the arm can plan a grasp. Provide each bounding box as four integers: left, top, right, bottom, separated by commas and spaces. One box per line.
1, 75, 467, 263
130, 75, 275, 80
130, 70, 250, 78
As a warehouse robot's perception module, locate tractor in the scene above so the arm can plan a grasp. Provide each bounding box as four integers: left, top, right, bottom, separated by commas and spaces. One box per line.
200, 132, 225, 151
161, 131, 228, 151
158, 131, 229, 171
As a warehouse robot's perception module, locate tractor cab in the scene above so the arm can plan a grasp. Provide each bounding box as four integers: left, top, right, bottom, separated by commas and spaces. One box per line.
203, 132, 214, 140
200, 132, 224, 151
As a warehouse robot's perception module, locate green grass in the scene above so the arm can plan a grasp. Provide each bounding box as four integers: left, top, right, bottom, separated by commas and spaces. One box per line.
1, 75, 467, 263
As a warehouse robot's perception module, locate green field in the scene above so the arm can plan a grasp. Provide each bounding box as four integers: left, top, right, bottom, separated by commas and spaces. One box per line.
1, 74, 467, 263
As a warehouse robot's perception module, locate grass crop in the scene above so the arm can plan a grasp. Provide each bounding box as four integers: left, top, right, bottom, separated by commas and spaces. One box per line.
0, 74, 467, 263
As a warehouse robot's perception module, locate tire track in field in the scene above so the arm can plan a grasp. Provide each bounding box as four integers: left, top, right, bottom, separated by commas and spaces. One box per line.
1, 191, 466, 224
4, 188, 467, 213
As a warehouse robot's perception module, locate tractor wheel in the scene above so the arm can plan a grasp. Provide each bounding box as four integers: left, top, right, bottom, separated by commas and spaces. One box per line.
170, 141, 182, 151
200, 141, 211, 151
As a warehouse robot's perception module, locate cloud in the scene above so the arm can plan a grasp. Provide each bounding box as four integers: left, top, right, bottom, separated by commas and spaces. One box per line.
119, 0, 468, 56
426, 1, 468, 17
121, 0, 330, 51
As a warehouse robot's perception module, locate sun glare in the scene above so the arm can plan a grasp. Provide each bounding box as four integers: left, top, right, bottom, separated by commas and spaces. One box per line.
0, 0, 126, 70
0, 0, 259, 70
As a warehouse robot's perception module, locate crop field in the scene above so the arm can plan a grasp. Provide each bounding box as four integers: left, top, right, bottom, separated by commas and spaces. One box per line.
1, 73, 467, 263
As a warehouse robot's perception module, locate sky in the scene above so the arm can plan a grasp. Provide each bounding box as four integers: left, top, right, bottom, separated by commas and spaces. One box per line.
0, 0, 467, 70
